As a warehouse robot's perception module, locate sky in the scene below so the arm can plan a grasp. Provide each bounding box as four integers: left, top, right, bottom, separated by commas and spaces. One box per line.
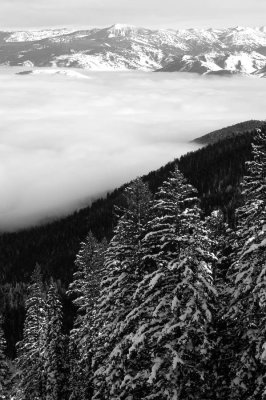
0, 68, 266, 231
1, 0, 266, 30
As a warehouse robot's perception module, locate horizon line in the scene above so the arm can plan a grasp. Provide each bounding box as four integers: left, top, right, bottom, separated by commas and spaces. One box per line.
1, 23, 266, 32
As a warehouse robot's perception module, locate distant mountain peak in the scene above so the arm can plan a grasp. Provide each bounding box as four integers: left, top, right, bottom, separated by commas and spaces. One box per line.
109, 23, 137, 30
233, 26, 246, 31
106, 23, 141, 37
2, 25, 266, 75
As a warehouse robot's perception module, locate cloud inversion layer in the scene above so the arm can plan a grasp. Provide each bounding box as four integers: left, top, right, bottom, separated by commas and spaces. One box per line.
0, 69, 266, 231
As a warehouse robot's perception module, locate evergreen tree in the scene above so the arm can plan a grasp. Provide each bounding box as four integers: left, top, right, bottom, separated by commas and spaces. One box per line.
43, 281, 65, 400
124, 167, 217, 399
205, 210, 234, 400
68, 233, 106, 400
227, 128, 266, 400
92, 179, 152, 399
16, 265, 46, 400
0, 316, 9, 399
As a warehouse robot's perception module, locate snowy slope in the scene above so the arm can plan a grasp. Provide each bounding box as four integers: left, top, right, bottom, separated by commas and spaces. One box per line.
253, 66, 266, 77
2, 24, 266, 76
5, 28, 74, 42
54, 51, 162, 71
158, 51, 266, 75
16, 68, 91, 79
219, 26, 266, 50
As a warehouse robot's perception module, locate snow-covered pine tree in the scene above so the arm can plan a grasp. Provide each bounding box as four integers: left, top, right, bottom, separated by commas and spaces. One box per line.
205, 210, 234, 399
124, 166, 217, 399
16, 265, 46, 400
141, 166, 200, 269
68, 233, 106, 400
0, 316, 9, 399
227, 127, 266, 400
206, 210, 232, 285
68, 333, 84, 400
43, 281, 65, 400
92, 178, 152, 399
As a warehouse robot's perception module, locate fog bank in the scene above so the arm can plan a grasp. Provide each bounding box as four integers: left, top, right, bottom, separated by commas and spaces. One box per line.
0, 69, 266, 231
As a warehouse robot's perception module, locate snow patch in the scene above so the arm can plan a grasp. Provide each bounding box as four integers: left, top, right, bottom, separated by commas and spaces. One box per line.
149, 272, 164, 289
148, 357, 163, 383
17, 68, 91, 79
6, 28, 74, 42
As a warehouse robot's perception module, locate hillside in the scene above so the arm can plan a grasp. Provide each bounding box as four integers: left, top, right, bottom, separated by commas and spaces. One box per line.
193, 120, 264, 144
0, 128, 258, 285
1, 124, 263, 357
0, 129, 256, 285
156, 52, 266, 75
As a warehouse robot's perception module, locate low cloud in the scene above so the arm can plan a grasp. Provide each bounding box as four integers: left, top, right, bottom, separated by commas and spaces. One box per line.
0, 69, 266, 231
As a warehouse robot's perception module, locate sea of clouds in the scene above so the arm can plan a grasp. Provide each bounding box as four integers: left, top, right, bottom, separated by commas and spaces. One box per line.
0, 68, 266, 231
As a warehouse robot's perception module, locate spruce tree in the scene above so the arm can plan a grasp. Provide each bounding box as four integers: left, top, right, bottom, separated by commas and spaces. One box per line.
0, 316, 9, 399
124, 167, 216, 399
205, 210, 234, 399
92, 179, 152, 399
68, 233, 106, 400
16, 265, 46, 400
43, 281, 64, 400
227, 127, 266, 400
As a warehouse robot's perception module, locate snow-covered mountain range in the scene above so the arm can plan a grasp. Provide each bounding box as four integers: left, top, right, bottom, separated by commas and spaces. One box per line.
2, 24, 266, 76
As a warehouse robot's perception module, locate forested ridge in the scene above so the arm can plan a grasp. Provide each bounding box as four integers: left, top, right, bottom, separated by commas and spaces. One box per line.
1, 126, 265, 399
193, 119, 263, 145
0, 128, 257, 359
0, 130, 254, 284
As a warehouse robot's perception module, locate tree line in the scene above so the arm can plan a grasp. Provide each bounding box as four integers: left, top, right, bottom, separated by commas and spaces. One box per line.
1, 127, 265, 399
1, 130, 255, 358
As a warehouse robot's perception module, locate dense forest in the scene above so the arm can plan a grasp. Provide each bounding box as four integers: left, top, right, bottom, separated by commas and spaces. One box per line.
0, 130, 255, 283
0, 125, 265, 399
193, 119, 263, 145
0, 128, 257, 359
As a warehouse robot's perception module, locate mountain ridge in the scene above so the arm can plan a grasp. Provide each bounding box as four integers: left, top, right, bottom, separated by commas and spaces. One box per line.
193, 120, 265, 145
2, 25, 266, 75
